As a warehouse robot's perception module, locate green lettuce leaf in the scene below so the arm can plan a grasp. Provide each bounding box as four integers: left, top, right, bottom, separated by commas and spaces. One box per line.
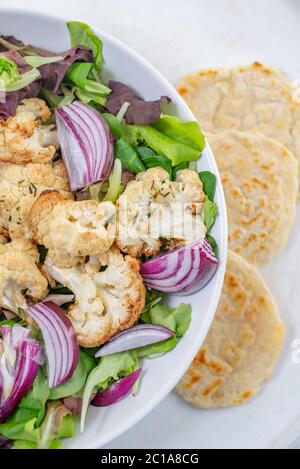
66, 62, 110, 107
137, 336, 177, 358
0, 408, 39, 442
80, 351, 138, 432
172, 161, 188, 180
67, 21, 103, 76
142, 289, 165, 317
0, 402, 77, 449
125, 115, 205, 166
19, 370, 50, 426
37, 401, 77, 449
153, 115, 205, 150
199, 171, 217, 201
136, 146, 172, 177
0, 57, 40, 92
12, 440, 39, 449
39, 85, 75, 109
141, 303, 192, 338
114, 138, 145, 173
206, 234, 218, 257
102, 158, 123, 203
24, 55, 63, 68
102, 112, 123, 138
0, 57, 19, 84
49, 350, 96, 400
203, 196, 218, 231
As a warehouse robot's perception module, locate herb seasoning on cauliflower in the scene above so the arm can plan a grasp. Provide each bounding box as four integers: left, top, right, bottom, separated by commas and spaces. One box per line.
30, 191, 116, 268
0, 160, 72, 239
0, 239, 48, 314
116, 167, 206, 257
0, 98, 59, 165
45, 247, 146, 347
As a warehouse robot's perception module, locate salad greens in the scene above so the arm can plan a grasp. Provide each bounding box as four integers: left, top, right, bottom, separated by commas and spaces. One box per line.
136, 146, 172, 177
138, 302, 192, 357
102, 112, 123, 138
203, 197, 218, 231
67, 21, 103, 76
49, 351, 96, 400
141, 303, 192, 338
102, 158, 123, 203
19, 370, 50, 426
67, 62, 110, 107
0, 402, 77, 449
124, 115, 205, 166
206, 234, 218, 257
80, 351, 138, 431
23, 55, 63, 68
0, 57, 40, 92
0, 17, 219, 450
114, 138, 145, 173
199, 171, 217, 202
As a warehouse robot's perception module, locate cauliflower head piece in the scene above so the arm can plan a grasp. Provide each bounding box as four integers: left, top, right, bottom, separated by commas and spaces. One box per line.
30, 191, 116, 268
45, 246, 146, 347
0, 160, 73, 239
0, 239, 48, 314
116, 167, 206, 257
0, 98, 59, 164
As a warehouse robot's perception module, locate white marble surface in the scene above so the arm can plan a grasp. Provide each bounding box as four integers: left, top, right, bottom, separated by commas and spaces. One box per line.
1, 0, 300, 449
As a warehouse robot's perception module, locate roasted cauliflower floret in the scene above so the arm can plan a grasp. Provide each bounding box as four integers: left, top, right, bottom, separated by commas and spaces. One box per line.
116, 167, 206, 257
0, 98, 59, 165
0, 239, 48, 314
30, 191, 116, 268
0, 160, 73, 239
45, 246, 146, 348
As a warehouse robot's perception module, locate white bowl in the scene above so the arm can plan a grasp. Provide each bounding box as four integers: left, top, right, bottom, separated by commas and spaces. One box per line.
0, 8, 228, 448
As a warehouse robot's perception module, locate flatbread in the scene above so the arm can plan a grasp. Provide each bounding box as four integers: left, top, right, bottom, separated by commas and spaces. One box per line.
208, 130, 298, 264
177, 62, 300, 191
176, 250, 285, 409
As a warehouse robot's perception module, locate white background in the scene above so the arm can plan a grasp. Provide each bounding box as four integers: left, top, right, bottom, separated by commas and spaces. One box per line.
1, 0, 300, 449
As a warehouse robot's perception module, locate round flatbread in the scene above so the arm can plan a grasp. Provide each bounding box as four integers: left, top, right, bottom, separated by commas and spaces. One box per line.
208, 130, 297, 264
176, 250, 285, 409
177, 62, 300, 190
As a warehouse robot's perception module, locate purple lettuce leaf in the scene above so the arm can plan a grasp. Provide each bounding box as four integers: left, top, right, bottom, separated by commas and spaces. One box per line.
0, 45, 93, 119
0, 35, 25, 52
39, 46, 93, 93
106, 80, 171, 125
0, 50, 41, 120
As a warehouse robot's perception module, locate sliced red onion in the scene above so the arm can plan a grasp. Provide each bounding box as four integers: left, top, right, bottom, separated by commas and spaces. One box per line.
91, 368, 142, 407
55, 102, 114, 191
0, 325, 41, 423
27, 301, 79, 389
141, 238, 218, 295
95, 324, 175, 358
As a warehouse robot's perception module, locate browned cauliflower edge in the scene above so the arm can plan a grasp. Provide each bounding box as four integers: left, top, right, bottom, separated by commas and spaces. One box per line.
116, 167, 206, 257
45, 246, 146, 347
0, 160, 73, 239
0, 98, 59, 165
30, 191, 116, 268
0, 238, 48, 314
